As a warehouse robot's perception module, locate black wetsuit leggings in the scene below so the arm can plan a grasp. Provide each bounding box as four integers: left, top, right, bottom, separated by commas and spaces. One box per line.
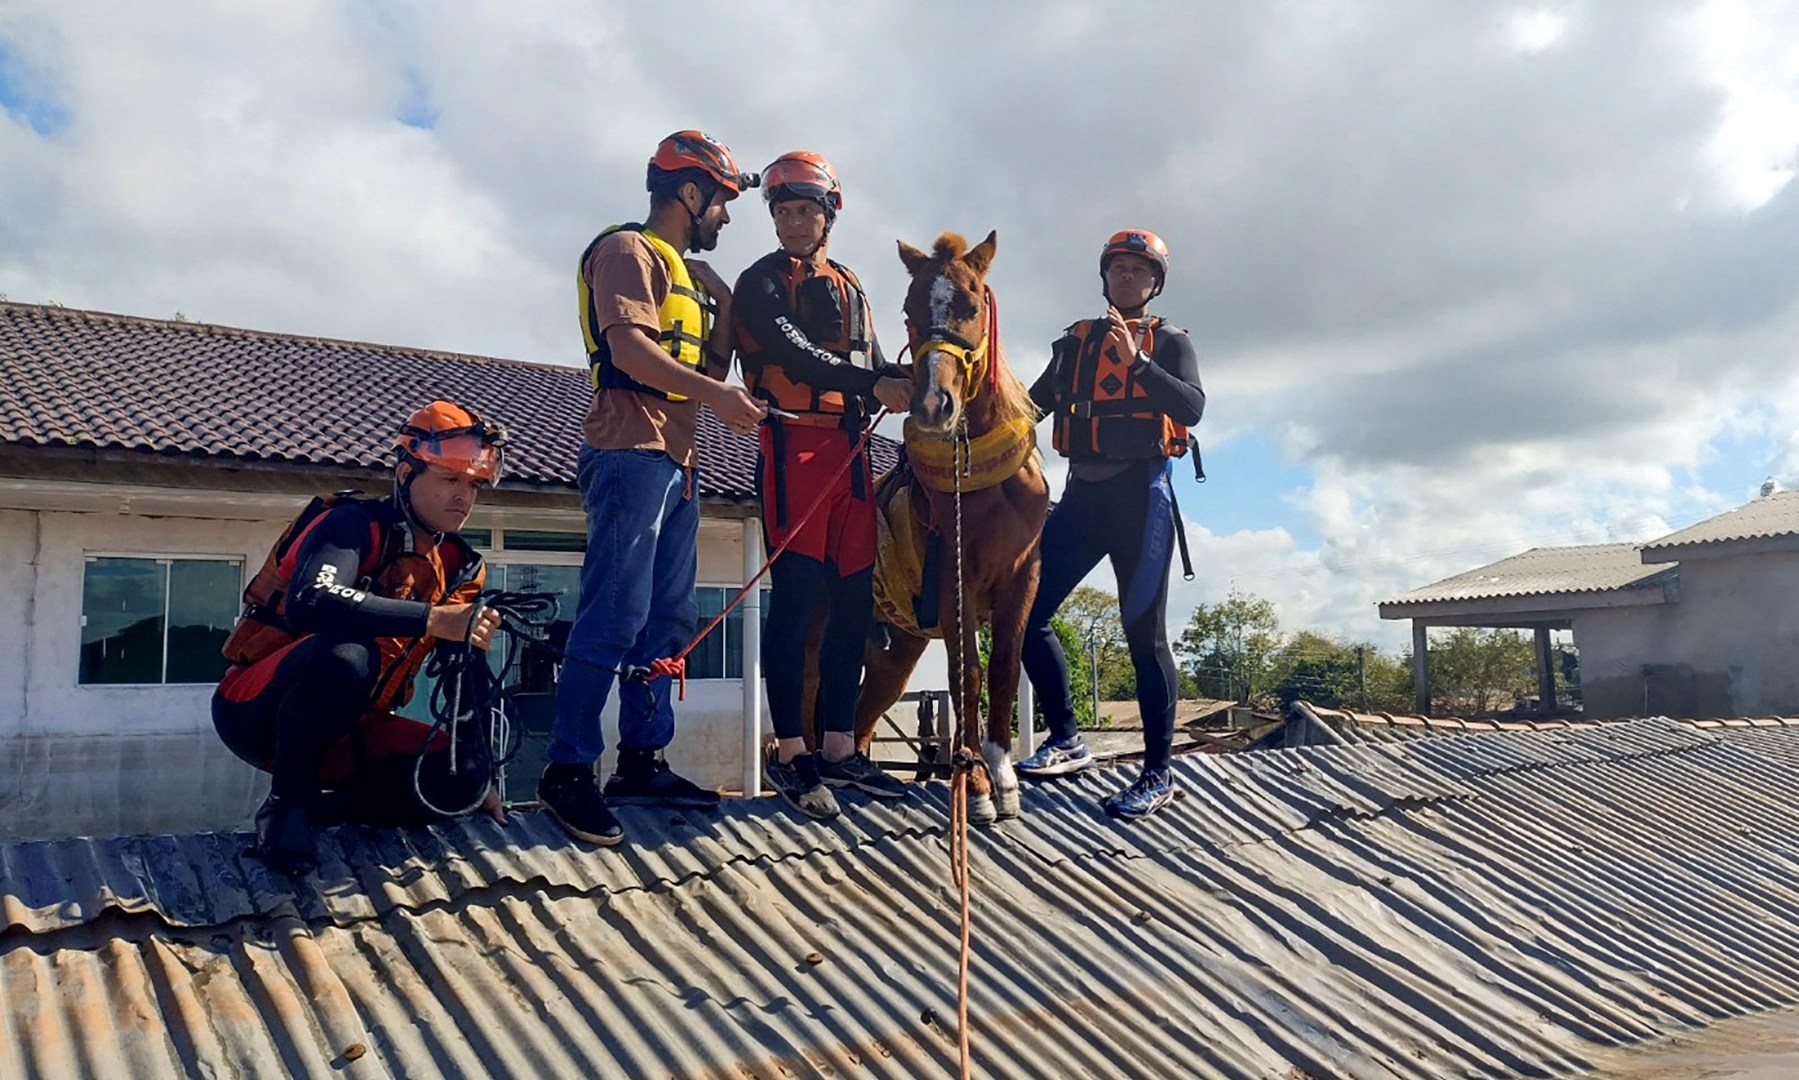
212, 636, 485, 825
1020, 458, 1180, 773
762, 555, 875, 742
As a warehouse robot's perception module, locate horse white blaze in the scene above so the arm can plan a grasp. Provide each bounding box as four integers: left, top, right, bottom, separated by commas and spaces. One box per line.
983, 739, 1016, 792
928, 273, 954, 328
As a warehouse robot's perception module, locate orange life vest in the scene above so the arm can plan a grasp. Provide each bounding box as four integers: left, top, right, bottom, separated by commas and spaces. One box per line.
1050, 317, 1192, 461
222, 493, 485, 712
738, 254, 875, 428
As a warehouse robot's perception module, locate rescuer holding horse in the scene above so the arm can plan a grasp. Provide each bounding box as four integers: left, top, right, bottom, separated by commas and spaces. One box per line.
732, 151, 913, 819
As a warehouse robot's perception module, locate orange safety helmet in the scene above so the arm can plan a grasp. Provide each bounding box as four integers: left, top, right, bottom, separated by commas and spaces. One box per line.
393, 400, 507, 485
645, 130, 759, 197
1101, 229, 1170, 281
763, 151, 843, 213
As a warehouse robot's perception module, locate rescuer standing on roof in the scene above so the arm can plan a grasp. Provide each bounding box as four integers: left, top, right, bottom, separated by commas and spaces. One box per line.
540, 131, 767, 848
732, 151, 913, 820
1016, 229, 1206, 819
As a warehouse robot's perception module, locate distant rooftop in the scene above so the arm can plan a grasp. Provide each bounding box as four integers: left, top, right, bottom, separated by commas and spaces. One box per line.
1380, 542, 1675, 610
1641, 489, 1799, 562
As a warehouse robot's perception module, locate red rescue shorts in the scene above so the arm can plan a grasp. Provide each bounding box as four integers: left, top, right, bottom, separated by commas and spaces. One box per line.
757, 423, 876, 576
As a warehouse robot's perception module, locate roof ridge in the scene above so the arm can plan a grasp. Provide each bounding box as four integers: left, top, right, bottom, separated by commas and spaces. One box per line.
0, 299, 578, 377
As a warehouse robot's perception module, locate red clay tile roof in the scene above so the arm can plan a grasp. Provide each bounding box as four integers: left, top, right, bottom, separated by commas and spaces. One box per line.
0, 302, 896, 501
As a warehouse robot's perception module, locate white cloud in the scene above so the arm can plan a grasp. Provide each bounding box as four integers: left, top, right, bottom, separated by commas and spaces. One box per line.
2, 1, 1799, 654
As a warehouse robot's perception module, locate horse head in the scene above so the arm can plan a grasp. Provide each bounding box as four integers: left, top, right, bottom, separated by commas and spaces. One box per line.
897, 230, 998, 435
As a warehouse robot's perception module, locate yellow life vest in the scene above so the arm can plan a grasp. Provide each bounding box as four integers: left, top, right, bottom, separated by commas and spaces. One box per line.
579, 224, 710, 403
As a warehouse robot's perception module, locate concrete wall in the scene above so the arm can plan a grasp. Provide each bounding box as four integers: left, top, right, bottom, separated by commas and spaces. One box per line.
0, 499, 949, 841
1575, 550, 1799, 719
0, 509, 273, 839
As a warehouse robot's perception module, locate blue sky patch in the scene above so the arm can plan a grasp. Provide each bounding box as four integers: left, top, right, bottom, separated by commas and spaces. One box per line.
1176, 431, 1318, 548
0, 40, 69, 136
397, 67, 437, 129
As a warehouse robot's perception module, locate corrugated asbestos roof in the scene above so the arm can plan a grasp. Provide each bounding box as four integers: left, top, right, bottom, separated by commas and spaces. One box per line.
1640, 490, 1799, 557
11, 718, 1799, 1077
0, 301, 898, 502
1294, 702, 1603, 744
1380, 542, 1674, 608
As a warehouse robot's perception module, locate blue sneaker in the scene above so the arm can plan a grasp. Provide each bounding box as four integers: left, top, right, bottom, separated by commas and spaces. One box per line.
1016, 736, 1095, 778
1103, 768, 1175, 819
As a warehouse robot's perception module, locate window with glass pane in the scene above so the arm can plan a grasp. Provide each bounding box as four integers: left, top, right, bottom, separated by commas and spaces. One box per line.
502, 529, 586, 552
80, 556, 243, 685
80, 558, 166, 684
689, 587, 728, 679
166, 560, 243, 683
501, 563, 579, 731
684, 586, 769, 680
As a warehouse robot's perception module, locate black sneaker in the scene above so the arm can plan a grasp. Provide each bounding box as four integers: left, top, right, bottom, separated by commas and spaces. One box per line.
765, 751, 840, 820
254, 793, 319, 876
604, 750, 722, 809
540, 763, 624, 846
819, 751, 908, 800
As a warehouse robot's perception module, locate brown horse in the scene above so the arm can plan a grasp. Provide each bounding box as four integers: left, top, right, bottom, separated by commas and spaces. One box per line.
849, 231, 1050, 823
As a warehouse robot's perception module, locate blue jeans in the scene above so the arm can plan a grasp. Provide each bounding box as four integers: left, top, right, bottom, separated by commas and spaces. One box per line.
549, 447, 700, 765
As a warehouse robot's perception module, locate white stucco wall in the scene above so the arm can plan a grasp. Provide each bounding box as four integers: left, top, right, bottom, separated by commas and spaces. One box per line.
0, 509, 278, 839
1575, 550, 1799, 718
0, 499, 949, 841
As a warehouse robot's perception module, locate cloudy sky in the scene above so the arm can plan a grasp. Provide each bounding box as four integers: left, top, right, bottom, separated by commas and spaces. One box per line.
3, 1, 1797, 648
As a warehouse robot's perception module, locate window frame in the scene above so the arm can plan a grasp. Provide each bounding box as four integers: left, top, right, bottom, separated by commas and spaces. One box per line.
77, 551, 246, 688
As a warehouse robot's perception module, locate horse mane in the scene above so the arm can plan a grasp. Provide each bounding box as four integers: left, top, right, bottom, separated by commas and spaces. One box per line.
985, 346, 1039, 426
931, 232, 968, 261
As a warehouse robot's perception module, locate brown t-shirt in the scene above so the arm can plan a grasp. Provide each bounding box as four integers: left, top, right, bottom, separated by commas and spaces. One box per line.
581, 230, 700, 468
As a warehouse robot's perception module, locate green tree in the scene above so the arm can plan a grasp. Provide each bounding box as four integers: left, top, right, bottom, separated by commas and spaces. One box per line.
1264, 632, 1416, 712
1362, 648, 1414, 713
1266, 631, 1362, 708
975, 615, 1095, 731
1057, 586, 1134, 701
1427, 627, 1536, 713
1175, 589, 1280, 704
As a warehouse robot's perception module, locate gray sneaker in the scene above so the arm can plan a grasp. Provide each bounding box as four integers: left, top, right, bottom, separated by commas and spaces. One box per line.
765, 752, 840, 820
819, 751, 908, 800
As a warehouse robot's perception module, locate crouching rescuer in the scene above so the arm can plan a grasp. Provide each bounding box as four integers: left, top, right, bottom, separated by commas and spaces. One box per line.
213, 401, 508, 875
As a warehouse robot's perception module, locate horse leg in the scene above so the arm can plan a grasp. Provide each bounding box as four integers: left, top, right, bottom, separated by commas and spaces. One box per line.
853, 627, 929, 756
938, 602, 997, 826
983, 563, 1039, 821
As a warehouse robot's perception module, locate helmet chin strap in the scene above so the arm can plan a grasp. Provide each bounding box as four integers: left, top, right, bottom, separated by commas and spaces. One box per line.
682, 181, 719, 253
1102, 273, 1163, 316
394, 460, 445, 546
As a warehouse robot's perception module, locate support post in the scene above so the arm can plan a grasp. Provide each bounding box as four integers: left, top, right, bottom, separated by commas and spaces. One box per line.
740, 517, 764, 798
1535, 625, 1556, 715
1017, 660, 1036, 757
1412, 621, 1431, 716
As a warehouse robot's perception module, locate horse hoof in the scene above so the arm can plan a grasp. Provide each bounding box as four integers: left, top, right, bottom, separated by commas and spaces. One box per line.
966, 793, 998, 826
995, 787, 1021, 820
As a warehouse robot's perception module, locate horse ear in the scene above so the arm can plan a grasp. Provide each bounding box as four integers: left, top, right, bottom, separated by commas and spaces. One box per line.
963, 230, 998, 277
897, 240, 930, 274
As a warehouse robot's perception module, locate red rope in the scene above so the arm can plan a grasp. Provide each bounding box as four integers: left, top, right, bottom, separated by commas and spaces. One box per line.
651, 408, 891, 700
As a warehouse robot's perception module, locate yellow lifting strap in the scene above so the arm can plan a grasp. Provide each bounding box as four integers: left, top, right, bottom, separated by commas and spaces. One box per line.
903, 415, 1037, 494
